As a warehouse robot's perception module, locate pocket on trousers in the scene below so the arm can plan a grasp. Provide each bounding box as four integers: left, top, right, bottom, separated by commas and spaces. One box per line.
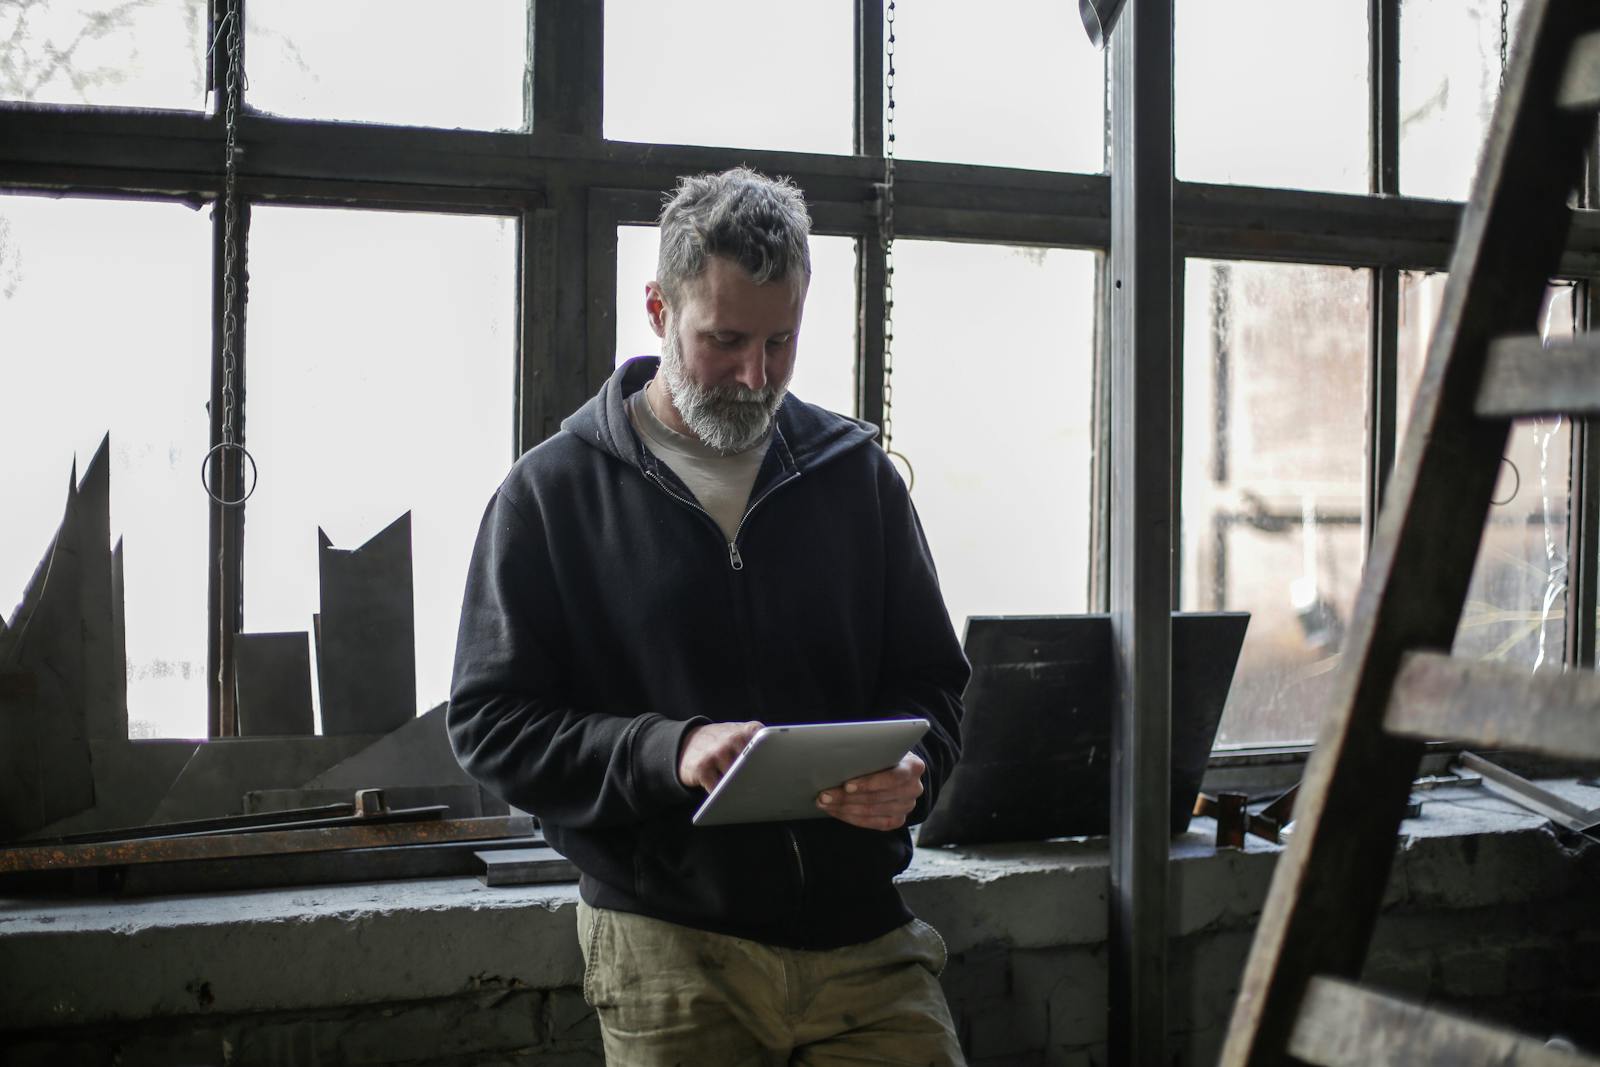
910, 918, 949, 978
580, 904, 608, 1008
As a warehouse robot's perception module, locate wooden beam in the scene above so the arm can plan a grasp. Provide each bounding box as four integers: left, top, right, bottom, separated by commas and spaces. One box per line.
1476, 334, 1600, 417
1289, 976, 1599, 1067
1219, 2, 1600, 1063
1386, 650, 1600, 760
1107, 0, 1174, 1062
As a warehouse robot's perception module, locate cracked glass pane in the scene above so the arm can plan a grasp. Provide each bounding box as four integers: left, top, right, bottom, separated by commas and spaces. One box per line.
890, 0, 1105, 173
890, 240, 1098, 632
1398, 272, 1575, 672
1400, 0, 1528, 201
0, 0, 207, 110
1176, 0, 1369, 194
243, 206, 516, 727
1180, 260, 1372, 745
0, 194, 211, 739
246, 0, 529, 130
605, 0, 852, 154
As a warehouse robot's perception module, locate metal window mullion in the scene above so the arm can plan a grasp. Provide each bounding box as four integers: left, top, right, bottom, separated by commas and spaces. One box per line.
206, 0, 248, 738
855, 0, 886, 429
1107, 0, 1176, 1062
1366, 0, 1401, 550
1567, 131, 1600, 668
532, 0, 602, 137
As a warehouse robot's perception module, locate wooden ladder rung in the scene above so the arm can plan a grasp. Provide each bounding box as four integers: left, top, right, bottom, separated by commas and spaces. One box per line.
1289, 976, 1599, 1067
1476, 334, 1600, 418
1386, 651, 1600, 760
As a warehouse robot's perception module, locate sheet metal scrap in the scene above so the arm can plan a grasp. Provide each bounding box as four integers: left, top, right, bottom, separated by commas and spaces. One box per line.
233, 630, 315, 736
317, 513, 416, 736
0, 813, 526, 874
0, 456, 97, 839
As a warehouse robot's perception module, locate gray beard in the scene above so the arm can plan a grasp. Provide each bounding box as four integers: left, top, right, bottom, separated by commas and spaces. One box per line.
659, 325, 787, 455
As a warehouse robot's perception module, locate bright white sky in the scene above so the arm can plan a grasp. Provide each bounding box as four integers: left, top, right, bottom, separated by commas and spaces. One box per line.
0, 0, 1517, 738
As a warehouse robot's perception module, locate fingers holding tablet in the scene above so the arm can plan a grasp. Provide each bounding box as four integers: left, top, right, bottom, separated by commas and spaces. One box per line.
678, 720, 764, 792
816, 750, 927, 831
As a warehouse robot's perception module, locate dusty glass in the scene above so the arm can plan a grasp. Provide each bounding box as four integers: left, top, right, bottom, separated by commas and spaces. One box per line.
605, 0, 852, 154
1400, 0, 1527, 201
246, 0, 529, 130
615, 226, 858, 419
1180, 260, 1372, 745
243, 206, 517, 727
0, 0, 207, 109
0, 195, 211, 739
1176, 0, 1369, 194
889, 241, 1098, 633
1397, 272, 1575, 672
890, 0, 1104, 173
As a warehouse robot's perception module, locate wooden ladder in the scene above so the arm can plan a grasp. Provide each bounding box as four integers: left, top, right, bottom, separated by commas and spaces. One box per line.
1219, 1, 1600, 1064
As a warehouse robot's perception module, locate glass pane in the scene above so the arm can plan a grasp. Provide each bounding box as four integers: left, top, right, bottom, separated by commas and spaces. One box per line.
615, 226, 858, 418
1176, 0, 1369, 194
0, 0, 207, 109
1397, 274, 1575, 671
244, 207, 517, 726
0, 196, 211, 739
892, 242, 1098, 631
605, 0, 852, 154
893, 0, 1104, 173
1180, 261, 1372, 745
246, 0, 528, 130
1400, 0, 1527, 201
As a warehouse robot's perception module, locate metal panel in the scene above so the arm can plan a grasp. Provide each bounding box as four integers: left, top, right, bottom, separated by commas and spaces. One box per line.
145, 735, 379, 824
316, 514, 417, 736
1107, 0, 1175, 1063
0, 815, 530, 874
0, 466, 96, 840
232, 632, 314, 737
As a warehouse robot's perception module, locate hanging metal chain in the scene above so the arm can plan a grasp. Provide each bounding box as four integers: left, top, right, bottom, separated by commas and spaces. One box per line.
202, 0, 257, 507
881, 0, 898, 456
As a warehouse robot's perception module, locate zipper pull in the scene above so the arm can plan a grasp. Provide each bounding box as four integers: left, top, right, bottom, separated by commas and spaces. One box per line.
728, 541, 744, 571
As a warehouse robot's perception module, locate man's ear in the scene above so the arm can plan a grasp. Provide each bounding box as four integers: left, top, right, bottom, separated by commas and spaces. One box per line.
645, 282, 669, 339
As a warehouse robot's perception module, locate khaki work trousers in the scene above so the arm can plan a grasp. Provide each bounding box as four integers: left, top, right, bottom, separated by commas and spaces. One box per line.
577, 901, 967, 1066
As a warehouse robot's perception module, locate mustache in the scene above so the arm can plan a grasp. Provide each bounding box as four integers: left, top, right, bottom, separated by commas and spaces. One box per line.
703, 382, 778, 405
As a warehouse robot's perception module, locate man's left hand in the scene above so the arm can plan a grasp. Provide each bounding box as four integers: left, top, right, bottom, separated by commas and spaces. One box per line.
816, 752, 926, 831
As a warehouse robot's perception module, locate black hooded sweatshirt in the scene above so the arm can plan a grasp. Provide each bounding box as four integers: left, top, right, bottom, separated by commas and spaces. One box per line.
447, 357, 968, 949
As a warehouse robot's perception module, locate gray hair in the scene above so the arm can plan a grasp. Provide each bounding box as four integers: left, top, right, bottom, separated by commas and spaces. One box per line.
656, 167, 812, 304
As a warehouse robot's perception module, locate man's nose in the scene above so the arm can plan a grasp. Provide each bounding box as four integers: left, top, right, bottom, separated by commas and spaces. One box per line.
733, 346, 768, 392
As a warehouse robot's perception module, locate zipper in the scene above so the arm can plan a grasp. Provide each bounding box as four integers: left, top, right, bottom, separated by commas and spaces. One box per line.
644, 466, 800, 572
785, 826, 806, 896
723, 471, 799, 572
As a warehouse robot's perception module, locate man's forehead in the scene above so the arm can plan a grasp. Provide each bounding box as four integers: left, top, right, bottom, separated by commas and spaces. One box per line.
675, 256, 807, 314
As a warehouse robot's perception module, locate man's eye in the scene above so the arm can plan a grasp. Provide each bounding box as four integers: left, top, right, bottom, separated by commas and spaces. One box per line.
767, 335, 793, 347
712, 334, 739, 346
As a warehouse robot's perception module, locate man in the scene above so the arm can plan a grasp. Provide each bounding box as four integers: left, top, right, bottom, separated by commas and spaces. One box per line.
449, 167, 969, 1065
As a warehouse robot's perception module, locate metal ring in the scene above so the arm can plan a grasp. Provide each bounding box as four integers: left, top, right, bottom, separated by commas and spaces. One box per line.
887, 448, 916, 494
201, 441, 258, 507
1490, 455, 1520, 507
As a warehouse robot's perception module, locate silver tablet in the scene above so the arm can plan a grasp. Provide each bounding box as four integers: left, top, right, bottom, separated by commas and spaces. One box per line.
691, 719, 930, 827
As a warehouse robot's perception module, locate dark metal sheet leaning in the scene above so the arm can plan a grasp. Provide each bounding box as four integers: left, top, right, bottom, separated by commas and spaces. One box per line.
0, 815, 527, 873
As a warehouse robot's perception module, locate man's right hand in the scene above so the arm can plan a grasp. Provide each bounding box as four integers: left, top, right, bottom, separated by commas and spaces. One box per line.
678, 721, 763, 792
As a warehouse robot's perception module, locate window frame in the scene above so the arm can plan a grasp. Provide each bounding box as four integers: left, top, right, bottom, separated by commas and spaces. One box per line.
1, 0, 1598, 758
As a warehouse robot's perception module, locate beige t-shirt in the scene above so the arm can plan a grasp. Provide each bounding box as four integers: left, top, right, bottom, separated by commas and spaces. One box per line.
627, 381, 768, 543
